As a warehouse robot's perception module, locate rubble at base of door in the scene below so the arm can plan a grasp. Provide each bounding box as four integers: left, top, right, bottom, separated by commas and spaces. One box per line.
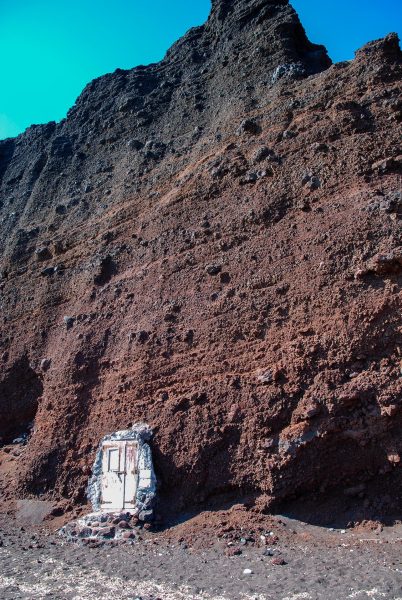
87, 422, 157, 516
59, 509, 153, 544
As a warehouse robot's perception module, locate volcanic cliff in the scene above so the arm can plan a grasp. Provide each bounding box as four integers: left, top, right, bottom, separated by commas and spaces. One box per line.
0, 0, 401, 519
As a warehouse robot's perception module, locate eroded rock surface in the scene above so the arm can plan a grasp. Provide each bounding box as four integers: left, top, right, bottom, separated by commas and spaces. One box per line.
0, 0, 401, 517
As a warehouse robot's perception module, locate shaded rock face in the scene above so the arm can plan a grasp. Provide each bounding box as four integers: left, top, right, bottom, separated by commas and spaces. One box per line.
0, 0, 401, 515
0, 355, 42, 443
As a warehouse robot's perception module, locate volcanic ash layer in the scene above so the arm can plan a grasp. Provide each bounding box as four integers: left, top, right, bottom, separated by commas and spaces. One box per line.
0, 0, 401, 518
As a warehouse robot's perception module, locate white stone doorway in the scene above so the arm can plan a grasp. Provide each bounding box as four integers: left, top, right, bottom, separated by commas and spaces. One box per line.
88, 424, 156, 519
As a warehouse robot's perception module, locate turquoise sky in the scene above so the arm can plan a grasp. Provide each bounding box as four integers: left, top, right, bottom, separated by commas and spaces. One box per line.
1, 0, 401, 140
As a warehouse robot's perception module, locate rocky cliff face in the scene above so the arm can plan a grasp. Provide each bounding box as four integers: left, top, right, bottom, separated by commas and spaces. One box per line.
0, 0, 401, 517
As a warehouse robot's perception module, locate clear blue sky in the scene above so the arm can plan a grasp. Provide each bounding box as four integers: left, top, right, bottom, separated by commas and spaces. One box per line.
1, 0, 401, 140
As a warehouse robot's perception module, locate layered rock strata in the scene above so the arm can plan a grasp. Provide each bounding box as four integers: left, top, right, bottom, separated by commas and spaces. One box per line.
0, 0, 401, 517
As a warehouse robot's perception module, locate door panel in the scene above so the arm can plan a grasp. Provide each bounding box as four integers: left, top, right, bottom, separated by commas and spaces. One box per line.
108, 448, 120, 472
123, 442, 138, 508
101, 443, 124, 510
100, 441, 138, 511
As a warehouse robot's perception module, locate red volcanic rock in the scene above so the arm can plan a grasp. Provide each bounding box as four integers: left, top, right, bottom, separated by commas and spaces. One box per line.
121, 530, 136, 540
0, 0, 401, 517
225, 546, 243, 556
271, 557, 287, 566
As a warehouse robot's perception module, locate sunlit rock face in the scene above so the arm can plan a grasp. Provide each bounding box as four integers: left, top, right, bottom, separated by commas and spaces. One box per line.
0, 0, 401, 519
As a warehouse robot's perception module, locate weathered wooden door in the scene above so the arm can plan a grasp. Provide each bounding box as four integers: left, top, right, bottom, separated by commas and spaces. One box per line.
101, 440, 138, 511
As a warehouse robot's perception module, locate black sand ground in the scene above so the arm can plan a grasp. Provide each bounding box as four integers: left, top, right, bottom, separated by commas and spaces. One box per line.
0, 515, 401, 600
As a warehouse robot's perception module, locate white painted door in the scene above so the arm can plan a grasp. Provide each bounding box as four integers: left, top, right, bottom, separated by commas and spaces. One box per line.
101, 441, 138, 511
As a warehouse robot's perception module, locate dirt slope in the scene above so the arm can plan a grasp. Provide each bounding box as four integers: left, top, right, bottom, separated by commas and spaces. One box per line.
0, 0, 401, 518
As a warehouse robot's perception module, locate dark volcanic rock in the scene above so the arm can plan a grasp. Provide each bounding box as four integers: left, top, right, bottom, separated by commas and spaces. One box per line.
0, 1, 401, 517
